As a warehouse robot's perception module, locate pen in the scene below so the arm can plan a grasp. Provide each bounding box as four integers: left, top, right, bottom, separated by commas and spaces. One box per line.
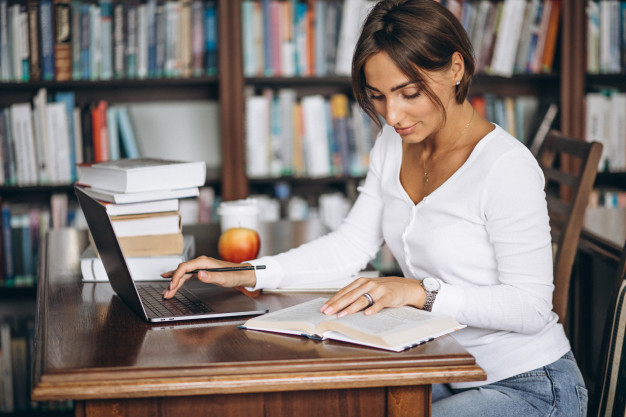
189, 265, 266, 273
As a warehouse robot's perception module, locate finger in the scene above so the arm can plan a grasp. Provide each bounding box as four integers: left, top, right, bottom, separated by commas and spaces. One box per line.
323, 284, 375, 316
336, 292, 378, 318
321, 278, 371, 312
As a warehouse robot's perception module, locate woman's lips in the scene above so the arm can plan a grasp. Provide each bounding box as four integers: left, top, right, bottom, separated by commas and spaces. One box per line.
394, 123, 417, 135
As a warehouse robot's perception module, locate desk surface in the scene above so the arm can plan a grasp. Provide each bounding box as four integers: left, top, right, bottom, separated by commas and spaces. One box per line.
581, 207, 626, 262
32, 226, 485, 402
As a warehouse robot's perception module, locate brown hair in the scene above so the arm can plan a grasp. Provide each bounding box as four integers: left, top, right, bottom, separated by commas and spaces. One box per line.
352, 0, 475, 128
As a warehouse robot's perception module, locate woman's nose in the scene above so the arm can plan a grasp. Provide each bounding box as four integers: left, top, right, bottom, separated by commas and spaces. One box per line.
384, 99, 401, 125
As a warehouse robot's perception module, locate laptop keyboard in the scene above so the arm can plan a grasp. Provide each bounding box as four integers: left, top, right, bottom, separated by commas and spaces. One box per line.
138, 284, 214, 317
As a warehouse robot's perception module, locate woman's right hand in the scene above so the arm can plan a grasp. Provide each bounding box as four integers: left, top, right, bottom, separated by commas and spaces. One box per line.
160, 256, 257, 299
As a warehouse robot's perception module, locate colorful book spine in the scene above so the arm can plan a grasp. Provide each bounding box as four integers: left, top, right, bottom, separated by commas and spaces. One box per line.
54, 91, 77, 181
1, 206, 14, 287
40, 0, 55, 81
100, 0, 113, 79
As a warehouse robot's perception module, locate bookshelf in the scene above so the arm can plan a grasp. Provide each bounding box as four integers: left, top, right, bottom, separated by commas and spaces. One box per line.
0, 0, 592, 415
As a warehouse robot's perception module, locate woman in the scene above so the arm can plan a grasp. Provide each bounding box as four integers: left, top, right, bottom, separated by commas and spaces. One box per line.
163, 1, 587, 415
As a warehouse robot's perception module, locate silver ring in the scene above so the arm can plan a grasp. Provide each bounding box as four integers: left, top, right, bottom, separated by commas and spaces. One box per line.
363, 292, 374, 307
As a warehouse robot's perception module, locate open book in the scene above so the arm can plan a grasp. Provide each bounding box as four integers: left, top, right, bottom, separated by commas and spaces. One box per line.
240, 298, 465, 352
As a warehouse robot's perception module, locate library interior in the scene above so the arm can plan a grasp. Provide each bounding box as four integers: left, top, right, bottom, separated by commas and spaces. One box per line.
1, 1, 625, 416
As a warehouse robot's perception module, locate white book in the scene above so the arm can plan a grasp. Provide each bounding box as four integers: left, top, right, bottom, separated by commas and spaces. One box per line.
600, 0, 612, 73
76, 185, 200, 204
585, 92, 610, 170
335, 0, 373, 76
241, 297, 466, 352
279, 1, 295, 77
101, 198, 179, 216
80, 234, 195, 282
76, 158, 206, 193
302, 95, 332, 177
608, 91, 626, 171
137, 3, 148, 78
32, 88, 52, 183
110, 211, 181, 237
245, 95, 270, 178
46, 101, 72, 183
278, 88, 297, 175
489, 0, 526, 77
9, 103, 38, 186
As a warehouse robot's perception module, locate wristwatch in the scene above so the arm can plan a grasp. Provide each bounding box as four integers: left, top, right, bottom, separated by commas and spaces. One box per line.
420, 277, 440, 312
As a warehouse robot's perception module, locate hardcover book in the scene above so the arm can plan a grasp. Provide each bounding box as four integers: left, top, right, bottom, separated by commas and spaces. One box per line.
241, 297, 465, 352
75, 185, 200, 204
76, 158, 206, 193
80, 234, 194, 282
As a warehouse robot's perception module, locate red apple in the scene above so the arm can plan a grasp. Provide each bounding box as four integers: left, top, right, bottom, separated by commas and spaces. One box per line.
218, 227, 261, 263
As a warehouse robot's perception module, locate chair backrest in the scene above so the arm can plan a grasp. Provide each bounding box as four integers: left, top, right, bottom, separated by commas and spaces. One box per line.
593, 240, 626, 417
537, 130, 603, 326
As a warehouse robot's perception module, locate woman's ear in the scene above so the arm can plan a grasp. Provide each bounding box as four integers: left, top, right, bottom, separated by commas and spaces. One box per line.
451, 51, 465, 85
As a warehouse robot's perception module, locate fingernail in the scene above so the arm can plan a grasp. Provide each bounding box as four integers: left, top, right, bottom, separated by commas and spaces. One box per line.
337, 311, 346, 318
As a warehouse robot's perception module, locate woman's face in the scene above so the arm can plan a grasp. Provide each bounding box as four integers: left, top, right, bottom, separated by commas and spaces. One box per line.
363, 52, 454, 143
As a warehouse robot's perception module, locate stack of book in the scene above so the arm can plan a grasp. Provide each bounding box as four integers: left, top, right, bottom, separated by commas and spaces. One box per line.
75, 158, 206, 282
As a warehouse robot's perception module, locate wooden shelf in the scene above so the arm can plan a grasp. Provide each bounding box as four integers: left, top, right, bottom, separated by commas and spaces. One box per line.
0, 287, 38, 300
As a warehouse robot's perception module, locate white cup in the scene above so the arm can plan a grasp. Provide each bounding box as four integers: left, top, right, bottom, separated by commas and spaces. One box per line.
217, 199, 260, 232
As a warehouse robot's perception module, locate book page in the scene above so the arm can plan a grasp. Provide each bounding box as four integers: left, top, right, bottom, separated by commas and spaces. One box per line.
243, 298, 331, 335
331, 307, 444, 336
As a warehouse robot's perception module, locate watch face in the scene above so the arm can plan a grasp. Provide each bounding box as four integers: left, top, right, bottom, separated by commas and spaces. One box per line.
423, 277, 440, 291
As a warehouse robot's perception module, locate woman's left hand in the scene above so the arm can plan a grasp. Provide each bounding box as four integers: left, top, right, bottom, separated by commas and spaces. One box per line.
320, 276, 425, 317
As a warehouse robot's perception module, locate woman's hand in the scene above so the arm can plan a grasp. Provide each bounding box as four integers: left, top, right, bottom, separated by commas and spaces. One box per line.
160, 256, 257, 299
320, 276, 426, 317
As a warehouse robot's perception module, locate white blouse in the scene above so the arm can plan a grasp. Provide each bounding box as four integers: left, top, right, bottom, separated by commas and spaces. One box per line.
249, 124, 571, 387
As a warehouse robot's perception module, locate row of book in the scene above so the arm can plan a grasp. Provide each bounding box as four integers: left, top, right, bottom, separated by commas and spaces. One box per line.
469, 93, 558, 150
0, 319, 73, 413
0, 88, 141, 187
0, 183, 217, 287
241, 0, 375, 77
242, 0, 561, 79
245, 88, 557, 181
0, 193, 74, 287
587, 0, 626, 74
585, 90, 626, 172
0, 0, 218, 84
446, 0, 562, 77
589, 188, 626, 208
245, 90, 378, 179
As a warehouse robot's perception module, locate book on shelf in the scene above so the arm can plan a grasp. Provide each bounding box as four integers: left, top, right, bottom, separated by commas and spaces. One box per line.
75, 184, 200, 204
528, 101, 558, 157
109, 210, 182, 237
76, 158, 206, 193
0, 321, 14, 412
80, 234, 195, 282
9, 103, 38, 186
240, 297, 465, 352
53, 0, 72, 81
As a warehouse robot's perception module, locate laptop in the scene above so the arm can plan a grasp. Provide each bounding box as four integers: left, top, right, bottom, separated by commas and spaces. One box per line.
75, 186, 269, 323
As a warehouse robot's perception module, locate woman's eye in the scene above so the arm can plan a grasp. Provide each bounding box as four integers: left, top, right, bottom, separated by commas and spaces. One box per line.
403, 91, 421, 99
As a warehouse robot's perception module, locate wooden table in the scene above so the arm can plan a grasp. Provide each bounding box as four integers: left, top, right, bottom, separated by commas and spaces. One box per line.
32, 225, 485, 417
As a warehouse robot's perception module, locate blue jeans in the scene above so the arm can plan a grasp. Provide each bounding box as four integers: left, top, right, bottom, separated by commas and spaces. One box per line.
432, 351, 588, 417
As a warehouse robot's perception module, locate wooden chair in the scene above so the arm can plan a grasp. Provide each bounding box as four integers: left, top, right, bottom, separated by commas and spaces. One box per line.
592, 240, 626, 417
536, 130, 603, 326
